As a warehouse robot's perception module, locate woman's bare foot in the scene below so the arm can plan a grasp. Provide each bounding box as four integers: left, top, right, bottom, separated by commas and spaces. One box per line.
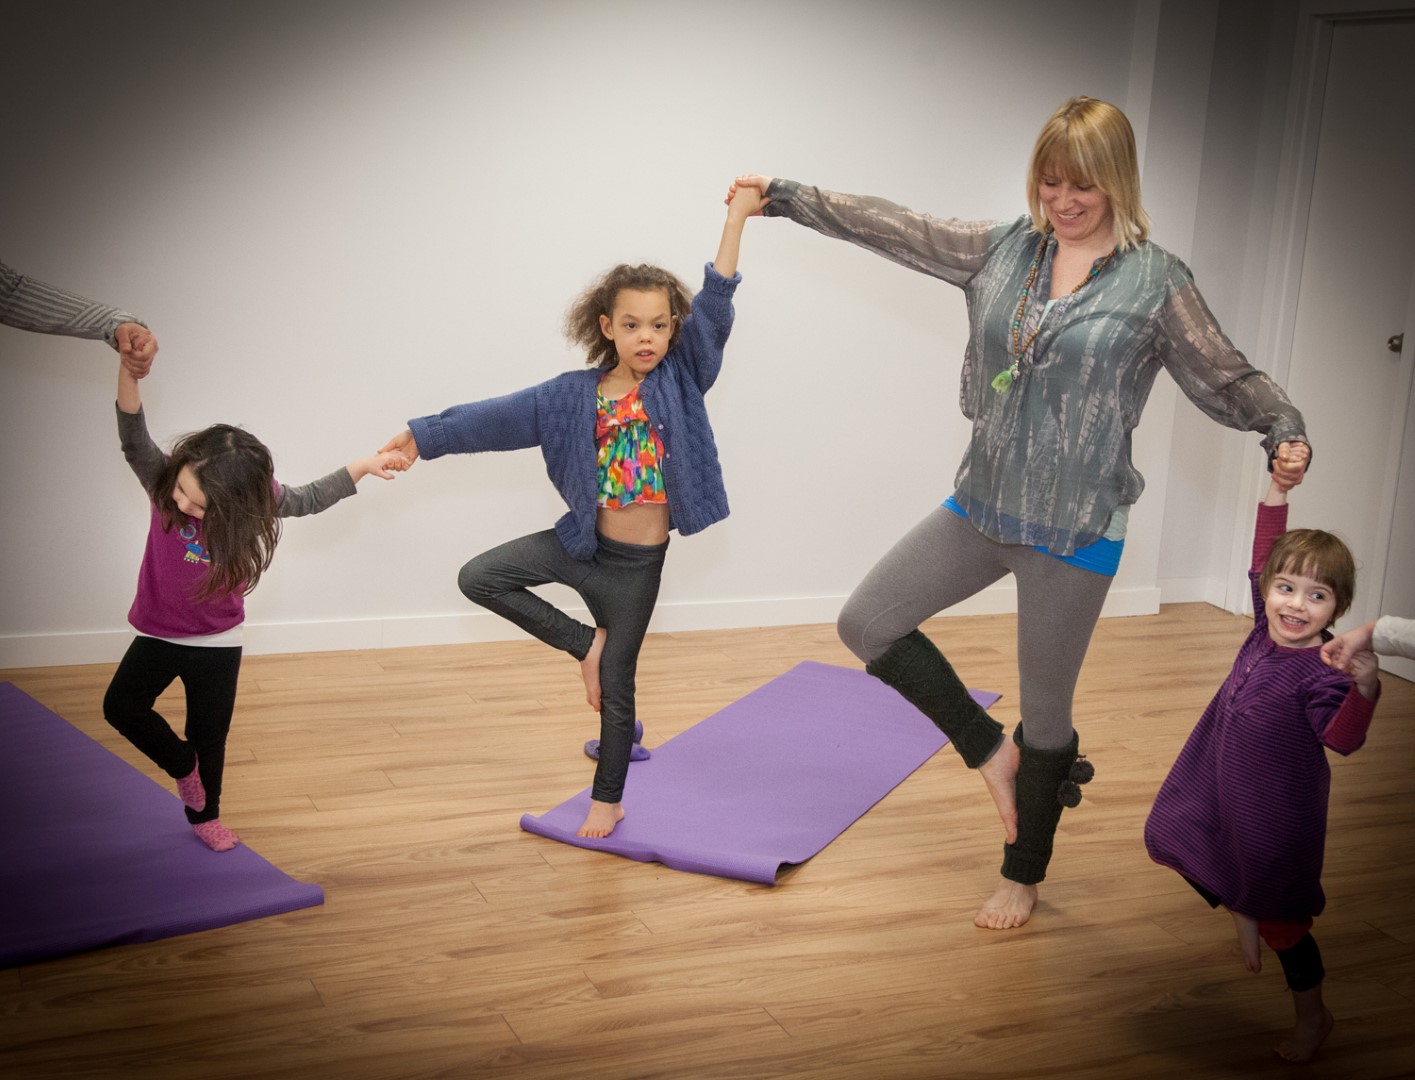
977, 734, 1019, 844
1275, 991, 1333, 1063
576, 799, 624, 838
580, 628, 606, 712
1229, 909, 1262, 973
974, 878, 1038, 929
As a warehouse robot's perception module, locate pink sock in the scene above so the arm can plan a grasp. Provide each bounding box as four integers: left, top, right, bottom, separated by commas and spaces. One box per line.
192, 820, 240, 852
176, 763, 206, 811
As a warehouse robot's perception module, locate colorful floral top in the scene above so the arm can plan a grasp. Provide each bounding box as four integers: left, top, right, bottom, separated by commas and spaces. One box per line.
596, 383, 667, 509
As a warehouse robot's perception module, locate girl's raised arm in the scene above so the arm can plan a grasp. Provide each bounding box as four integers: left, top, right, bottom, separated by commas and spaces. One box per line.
713, 184, 763, 279
117, 356, 144, 414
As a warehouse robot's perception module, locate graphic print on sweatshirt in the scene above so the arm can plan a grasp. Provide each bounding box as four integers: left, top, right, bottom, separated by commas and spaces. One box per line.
178, 521, 210, 565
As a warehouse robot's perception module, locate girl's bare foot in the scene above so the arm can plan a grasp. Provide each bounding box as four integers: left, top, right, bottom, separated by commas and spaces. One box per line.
576, 799, 623, 838
974, 878, 1038, 929
1275, 994, 1333, 1063
580, 628, 606, 712
977, 734, 1019, 844
1229, 909, 1262, 973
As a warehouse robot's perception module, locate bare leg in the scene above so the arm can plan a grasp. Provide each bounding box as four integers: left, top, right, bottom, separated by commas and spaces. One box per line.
974, 736, 1031, 929
580, 627, 606, 712
1274, 985, 1334, 1063
977, 733, 1019, 844
576, 799, 623, 838
975, 880, 1038, 929
1230, 909, 1262, 973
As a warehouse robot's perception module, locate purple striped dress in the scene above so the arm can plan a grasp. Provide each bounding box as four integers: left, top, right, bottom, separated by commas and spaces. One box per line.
1144, 503, 1373, 920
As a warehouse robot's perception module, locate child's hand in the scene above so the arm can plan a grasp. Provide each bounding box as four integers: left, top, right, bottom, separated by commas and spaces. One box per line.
350, 449, 411, 482
1270, 440, 1310, 491
1321, 620, 1376, 672
379, 429, 420, 466
116, 323, 157, 376
725, 174, 773, 213
1347, 647, 1380, 700
727, 182, 764, 218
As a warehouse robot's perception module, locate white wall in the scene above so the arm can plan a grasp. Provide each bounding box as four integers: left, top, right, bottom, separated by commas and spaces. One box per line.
1155, 0, 1303, 610
2, 0, 1267, 667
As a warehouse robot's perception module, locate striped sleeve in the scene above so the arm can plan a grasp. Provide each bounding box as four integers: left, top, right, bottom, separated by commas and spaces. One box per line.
1322, 682, 1378, 755
1251, 501, 1288, 572
1, 259, 142, 348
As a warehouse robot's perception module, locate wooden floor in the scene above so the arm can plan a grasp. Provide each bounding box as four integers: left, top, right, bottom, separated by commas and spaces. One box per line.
1, 604, 1412, 1079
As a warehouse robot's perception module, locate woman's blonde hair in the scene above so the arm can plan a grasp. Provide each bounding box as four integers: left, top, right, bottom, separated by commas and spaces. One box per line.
1026, 96, 1150, 250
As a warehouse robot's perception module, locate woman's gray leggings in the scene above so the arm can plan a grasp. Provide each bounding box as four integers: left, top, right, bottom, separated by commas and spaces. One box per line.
838, 506, 1113, 751
458, 528, 667, 804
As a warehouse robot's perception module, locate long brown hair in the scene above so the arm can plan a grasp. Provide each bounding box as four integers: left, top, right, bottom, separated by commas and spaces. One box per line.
153, 424, 281, 602
564, 263, 693, 370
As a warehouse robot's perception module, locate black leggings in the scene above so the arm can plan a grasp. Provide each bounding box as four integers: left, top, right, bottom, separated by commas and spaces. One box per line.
1184, 876, 1325, 992
103, 635, 242, 825
458, 529, 667, 804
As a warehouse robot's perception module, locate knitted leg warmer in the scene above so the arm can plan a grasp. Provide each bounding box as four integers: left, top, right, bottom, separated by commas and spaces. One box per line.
1001, 722, 1094, 885
865, 630, 1004, 768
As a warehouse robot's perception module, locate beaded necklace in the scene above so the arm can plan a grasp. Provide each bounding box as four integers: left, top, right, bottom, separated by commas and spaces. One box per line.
991, 233, 1119, 393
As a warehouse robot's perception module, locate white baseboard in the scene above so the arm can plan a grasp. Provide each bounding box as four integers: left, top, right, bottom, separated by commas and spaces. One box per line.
0, 581, 1167, 669
1158, 575, 1228, 609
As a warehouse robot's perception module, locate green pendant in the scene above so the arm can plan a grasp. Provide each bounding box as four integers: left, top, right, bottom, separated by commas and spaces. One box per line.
991, 369, 1015, 393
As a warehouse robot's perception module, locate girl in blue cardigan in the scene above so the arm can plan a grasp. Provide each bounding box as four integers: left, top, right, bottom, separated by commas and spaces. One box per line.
382, 187, 760, 838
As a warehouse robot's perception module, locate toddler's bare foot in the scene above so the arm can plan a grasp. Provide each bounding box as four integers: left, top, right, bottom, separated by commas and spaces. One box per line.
576, 799, 624, 838
974, 878, 1038, 929
1229, 909, 1262, 973
977, 734, 1019, 844
1275, 1003, 1333, 1063
580, 628, 606, 712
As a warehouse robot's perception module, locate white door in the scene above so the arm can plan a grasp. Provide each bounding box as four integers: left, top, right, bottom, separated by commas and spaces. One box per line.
1280, 15, 1415, 682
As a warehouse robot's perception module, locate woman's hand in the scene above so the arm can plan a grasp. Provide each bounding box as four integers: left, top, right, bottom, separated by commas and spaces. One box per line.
116, 323, 157, 375
725, 174, 773, 213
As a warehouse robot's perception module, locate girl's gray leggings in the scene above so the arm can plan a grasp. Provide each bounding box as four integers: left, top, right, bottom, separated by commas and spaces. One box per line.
458, 528, 667, 804
838, 506, 1112, 751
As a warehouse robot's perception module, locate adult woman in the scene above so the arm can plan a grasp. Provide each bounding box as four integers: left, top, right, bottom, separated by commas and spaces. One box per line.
733, 97, 1310, 929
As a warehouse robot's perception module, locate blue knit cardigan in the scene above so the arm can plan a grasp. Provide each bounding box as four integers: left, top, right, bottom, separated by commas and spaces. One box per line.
409, 263, 739, 560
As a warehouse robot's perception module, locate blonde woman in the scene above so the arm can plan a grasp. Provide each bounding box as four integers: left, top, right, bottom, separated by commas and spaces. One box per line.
731, 97, 1311, 929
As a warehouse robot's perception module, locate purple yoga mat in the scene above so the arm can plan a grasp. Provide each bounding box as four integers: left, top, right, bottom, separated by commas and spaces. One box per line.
520, 661, 1001, 884
0, 683, 323, 968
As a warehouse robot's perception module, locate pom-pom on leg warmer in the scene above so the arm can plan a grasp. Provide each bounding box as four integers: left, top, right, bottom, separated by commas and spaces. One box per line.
1001, 722, 1094, 884
865, 630, 1004, 769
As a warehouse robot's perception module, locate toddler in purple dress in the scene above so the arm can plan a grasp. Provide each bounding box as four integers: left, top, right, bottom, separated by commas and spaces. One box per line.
1145, 449, 1380, 1063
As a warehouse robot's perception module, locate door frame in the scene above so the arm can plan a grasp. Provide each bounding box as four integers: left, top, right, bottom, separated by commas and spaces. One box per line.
1226, 0, 1415, 635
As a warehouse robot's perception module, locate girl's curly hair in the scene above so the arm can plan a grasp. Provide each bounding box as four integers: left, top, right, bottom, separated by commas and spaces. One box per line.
153, 424, 281, 602
564, 263, 693, 370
